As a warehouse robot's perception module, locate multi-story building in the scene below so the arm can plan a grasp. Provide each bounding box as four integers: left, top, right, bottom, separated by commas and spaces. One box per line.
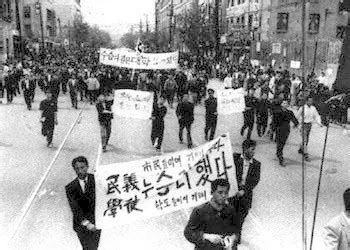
260, 0, 349, 76
223, 0, 263, 61
21, 0, 81, 49
0, 0, 24, 62
156, 0, 227, 53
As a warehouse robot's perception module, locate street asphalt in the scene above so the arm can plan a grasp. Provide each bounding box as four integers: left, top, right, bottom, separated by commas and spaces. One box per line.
0, 79, 349, 250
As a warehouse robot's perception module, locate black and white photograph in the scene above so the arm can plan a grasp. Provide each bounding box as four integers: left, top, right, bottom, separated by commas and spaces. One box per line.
1, 0, 350, 249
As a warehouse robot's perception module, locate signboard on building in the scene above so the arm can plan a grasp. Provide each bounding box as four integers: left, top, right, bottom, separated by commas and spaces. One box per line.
290, 60, 301, 69
272, 43, 282, 54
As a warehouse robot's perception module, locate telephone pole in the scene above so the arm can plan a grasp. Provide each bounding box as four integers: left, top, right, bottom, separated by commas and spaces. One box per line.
15, 0, 24, 63
168, 0, 174, 50
155, 2, 159, 52
214, 0, 220, 62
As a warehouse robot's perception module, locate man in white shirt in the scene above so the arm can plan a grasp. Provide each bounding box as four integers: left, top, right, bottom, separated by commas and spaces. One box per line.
224, 73, 233, 89
296, 96, 323, 161
290, 75, 301, 107
324, 188, 350, 250
318, 72, 326, 86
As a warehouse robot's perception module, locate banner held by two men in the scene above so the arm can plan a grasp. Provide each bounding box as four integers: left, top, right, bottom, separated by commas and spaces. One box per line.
95, 134, 237, 229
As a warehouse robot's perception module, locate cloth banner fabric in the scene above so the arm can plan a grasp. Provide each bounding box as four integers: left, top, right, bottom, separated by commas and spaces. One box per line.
217, 88, 246, 115
113, 90, 154, 119
95, 134, 237, 229
99, 48, 179, 69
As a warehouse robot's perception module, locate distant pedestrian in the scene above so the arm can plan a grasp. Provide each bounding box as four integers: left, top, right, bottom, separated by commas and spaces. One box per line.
150, 97, 167, 152
324, 188, 350, 250
176, 93, 195, 148
184, 178, 240, 250
240, 88, 258, 139
96, 92, 113, 152
20, 74, 35, 110
86, 73, 100, 104
296, 96, 323, 161
204, 88, 218, 141
164, 74, 177, 108
68, 74, 78, 109
39, 90, 58, 148
65, 156, 101, 250
274, 100, 299, 166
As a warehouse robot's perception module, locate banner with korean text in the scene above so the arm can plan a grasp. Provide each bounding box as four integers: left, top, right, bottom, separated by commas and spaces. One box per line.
95, 134, 237, 228
113, 89, 154, 119
99, 48, 179, 69
217, 88, 246, 115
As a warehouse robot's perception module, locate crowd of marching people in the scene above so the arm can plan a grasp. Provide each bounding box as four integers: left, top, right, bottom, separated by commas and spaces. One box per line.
0, 47, 349, 155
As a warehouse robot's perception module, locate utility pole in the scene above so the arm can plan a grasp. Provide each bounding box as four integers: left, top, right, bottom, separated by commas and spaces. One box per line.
146, 14, 149, 34
301, 0, 308, 249
15, 0, 24, 63
155, 2, 159, 52
35, 1, 45, 57
214, 0, 220, 62
168, 0, 174, 51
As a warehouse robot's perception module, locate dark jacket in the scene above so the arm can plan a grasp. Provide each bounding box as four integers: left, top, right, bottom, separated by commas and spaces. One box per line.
232, 153, 261, 210
96, 101, 113, 124
65, 173, 96, 233
205, 97, 218, 118
176, 101, 195, 124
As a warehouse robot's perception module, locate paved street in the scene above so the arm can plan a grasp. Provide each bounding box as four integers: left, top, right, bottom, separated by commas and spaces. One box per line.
1, 80, 349, 250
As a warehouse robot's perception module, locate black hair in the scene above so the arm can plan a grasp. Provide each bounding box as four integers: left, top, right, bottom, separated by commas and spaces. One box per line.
207, 88, 214, 93
211, 178, 230, 193
344, 188, 350, 211
242, 139, 257, 152
72, 156, 89, 168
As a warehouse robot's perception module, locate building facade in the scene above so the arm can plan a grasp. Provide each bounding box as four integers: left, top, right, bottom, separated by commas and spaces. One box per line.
264, 0, 348, 75
0, 0, 24, 62
21, 0, 81, 49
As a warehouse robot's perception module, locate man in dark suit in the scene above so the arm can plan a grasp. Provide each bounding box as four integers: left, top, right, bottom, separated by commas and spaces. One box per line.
176, 93, 195, 148
229, 139, 261, 245
20, 74, 35, 110
65, 156, 101, 250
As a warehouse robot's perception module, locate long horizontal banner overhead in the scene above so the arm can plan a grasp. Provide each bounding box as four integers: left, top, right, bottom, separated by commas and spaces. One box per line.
95, 134, 237, 229
99, 48, 179, 69
217, 88, 246, 115
113, 89, 154, 119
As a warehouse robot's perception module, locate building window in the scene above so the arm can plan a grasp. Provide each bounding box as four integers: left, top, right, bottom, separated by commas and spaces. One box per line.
231, 0, 235, 6
230, 17, 234, 23
236, 17, 240, 24
24, 24, 32, 37
277, 12, 289, 33
23, 6, 31, 18
308, 13, 320, 34
241, 15, 245, 25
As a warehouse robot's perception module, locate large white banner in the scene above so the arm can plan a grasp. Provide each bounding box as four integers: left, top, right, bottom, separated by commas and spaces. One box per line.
99, 48, 179, 69
217, 88, 246, 115
95, 134, 237, 229
113, 90, 154, 119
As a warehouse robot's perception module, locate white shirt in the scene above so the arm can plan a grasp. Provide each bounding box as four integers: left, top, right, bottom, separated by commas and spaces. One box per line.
224, 76, 232, 88
297, 105, 322, 125
241, 156, 253, 186
291, 79, 301, 95
78, 177, 88, 193
318, 75, 326, 85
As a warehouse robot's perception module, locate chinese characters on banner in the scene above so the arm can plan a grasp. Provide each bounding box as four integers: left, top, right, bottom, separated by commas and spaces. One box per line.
113, 90, 154, 119
95, 134, 237, 229
217, 88, 246, 115
99, 48, 179, 70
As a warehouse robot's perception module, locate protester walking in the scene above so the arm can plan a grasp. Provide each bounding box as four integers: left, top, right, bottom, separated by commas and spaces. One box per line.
66, 156, 101, 250
184, 178, 240, 250
296, 96, 322, 161
163, 74, 177, 108
96, 92, 113, 152
68, 74, 79, 109
150, 97, 167, 152
39, 90, 58, 148
176, 93, 195, 148
240, 88, 258, 139
229, 139, 260, 245
20, 74, 35, 110
274, 100, 299, 166
204, 88, 218, 141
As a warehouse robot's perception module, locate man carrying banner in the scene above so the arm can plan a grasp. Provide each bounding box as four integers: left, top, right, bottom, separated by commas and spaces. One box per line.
184, 178, 240, 250
66, 156, 101, 250
176, 93, 195, 149
150, 97, 167, 152
230, 139, 260, 245
204, 88, 218, 141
